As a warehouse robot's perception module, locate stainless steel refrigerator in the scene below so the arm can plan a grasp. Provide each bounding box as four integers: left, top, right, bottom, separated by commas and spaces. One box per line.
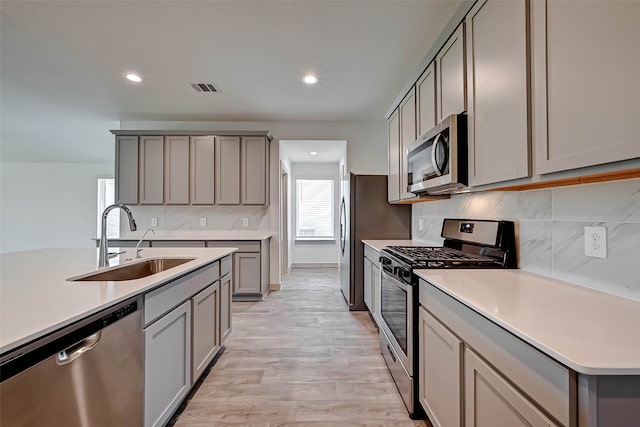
339, 173, 412, 310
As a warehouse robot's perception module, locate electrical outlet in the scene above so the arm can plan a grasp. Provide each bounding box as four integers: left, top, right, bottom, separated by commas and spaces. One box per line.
151, 217, 158, 227
242, 217, 249, 227
584, 226, 607, 258
418, 219, 424, 231
200, 218, 207, 227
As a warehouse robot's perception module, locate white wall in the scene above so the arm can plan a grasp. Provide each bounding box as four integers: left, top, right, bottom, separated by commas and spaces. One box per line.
121, 120, 387, 284
290, 162, 340, 266
412, 178, 640, 302
1, 162, 114, 253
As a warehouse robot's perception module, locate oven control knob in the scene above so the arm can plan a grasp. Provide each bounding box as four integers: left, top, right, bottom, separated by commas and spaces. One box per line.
428, 261, 445, 268
379, 257, 391, 265
402, 269, 411, 278
393, 266, 400, 275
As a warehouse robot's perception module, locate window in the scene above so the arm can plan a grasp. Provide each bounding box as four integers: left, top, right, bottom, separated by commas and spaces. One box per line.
296, 179, 334, 238
97, 178, 119, 238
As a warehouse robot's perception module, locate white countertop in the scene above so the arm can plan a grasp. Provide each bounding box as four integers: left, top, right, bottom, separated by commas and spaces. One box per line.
102, 230, 272, 241
362, 239, 437, 252
0, 247, 236, 354
415, 269, 640, 375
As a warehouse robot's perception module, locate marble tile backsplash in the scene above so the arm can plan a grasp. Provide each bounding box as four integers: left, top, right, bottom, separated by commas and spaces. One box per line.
121, 205, 272, 233
412, 178, 640, 301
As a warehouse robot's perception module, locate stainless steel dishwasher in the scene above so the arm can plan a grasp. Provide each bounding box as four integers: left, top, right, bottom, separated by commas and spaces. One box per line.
0, 296, 143, 426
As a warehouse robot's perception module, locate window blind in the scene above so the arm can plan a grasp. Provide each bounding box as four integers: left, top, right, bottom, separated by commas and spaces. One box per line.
296, 179, 334, 238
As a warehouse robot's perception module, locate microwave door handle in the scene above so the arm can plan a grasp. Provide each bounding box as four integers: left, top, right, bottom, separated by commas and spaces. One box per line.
430, 133, 444, 177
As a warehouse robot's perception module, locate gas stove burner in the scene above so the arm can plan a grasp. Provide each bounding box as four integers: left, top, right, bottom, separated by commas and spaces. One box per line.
385, 246, 495, 265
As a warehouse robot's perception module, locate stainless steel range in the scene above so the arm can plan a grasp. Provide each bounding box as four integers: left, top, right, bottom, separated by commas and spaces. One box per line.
378, 218, 516, 419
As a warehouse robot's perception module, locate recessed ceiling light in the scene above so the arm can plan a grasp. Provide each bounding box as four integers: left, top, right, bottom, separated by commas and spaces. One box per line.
126, 73, 142, 83
309, 151, 318, 156
303, 75, 318, 85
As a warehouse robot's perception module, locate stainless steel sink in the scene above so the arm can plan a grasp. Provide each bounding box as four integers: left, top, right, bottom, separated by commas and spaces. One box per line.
70, 258, 195, 282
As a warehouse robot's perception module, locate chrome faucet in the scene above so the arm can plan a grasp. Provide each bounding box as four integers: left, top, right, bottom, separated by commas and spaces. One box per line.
98, 203, 137, 267
136, 228, 155, 258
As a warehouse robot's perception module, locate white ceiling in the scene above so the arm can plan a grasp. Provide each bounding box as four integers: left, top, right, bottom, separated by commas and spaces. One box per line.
280, 140, 346, 163
0, 0, 463, 162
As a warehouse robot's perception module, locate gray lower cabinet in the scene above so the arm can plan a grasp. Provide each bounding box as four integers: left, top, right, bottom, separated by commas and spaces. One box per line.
419, 279, 573, 426
143, 258, 231, 427
465, 347, 558, 427
364, 245, 381, 324
144, 300, 191, 427
419, 307, 462, 427
191, 282, 219, 383
363, 257, 372, 311
233, 252, 260, 295
220, 273, 232, 343
207, 239, 270, 301
372, 262, 380, 323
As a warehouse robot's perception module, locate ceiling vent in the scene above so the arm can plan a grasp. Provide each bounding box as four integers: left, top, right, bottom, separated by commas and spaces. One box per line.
190, 83, 219, 93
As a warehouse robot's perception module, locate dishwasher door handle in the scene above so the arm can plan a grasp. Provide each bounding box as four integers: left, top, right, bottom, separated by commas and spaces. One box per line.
56, 332, 102, 365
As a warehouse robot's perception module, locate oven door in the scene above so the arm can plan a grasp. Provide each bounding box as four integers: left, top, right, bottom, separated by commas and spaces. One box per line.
380, 269, 413, 376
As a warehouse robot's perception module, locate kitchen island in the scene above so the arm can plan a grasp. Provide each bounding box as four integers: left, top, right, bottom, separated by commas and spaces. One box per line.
0, 247, 236, 427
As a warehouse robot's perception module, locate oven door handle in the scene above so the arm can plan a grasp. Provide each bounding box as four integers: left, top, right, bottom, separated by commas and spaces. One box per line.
381, 270, 410, 292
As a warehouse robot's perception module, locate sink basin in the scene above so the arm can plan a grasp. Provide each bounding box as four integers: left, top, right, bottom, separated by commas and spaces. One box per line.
70, 258, 195, 282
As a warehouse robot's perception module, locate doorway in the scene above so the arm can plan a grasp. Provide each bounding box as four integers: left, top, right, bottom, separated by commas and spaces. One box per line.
280, 165, 289, 276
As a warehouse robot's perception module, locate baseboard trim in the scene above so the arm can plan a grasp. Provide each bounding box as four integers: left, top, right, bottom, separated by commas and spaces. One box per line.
291, 262, 339, 268
269, 283, 281, 291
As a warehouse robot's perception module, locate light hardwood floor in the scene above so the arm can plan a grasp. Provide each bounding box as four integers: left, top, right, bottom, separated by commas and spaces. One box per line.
174, 267, 427, 427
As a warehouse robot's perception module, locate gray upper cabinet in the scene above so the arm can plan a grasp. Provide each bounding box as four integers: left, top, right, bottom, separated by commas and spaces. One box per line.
437, 23, 466, 121
115, 136, 139, 204
190, 136, 215, 205
387, 108, 401, 203
139, 136, 164, 205
399, 88, 418, 201
241, 137, 268, 205
532, 1, 640, 174
466, 0, 530, 187
417, 62, 437, 138
113, 131, 270, 206
216, 136, 241, 205
164, 136, 190, 204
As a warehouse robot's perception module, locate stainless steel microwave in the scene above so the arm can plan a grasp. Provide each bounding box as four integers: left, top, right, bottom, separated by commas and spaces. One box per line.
406, 114, 467, 195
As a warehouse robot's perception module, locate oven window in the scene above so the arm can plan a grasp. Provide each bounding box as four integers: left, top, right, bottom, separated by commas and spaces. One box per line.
381, 273, 408, 355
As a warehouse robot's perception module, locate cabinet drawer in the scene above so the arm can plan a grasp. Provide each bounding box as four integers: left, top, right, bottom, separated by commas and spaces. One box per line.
220, 255, 232, 276
419, 280, 575, 426
364, 244, 380, 264
144, 262, 219, 325
206, 240, 260, 252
